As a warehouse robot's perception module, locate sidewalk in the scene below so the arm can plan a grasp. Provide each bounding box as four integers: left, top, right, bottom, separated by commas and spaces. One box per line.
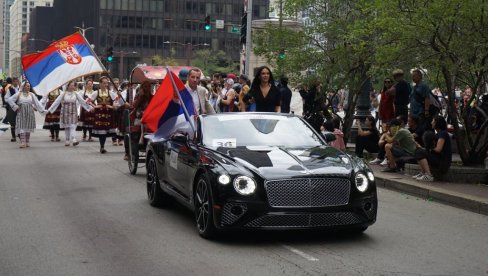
370, 160, 488, 216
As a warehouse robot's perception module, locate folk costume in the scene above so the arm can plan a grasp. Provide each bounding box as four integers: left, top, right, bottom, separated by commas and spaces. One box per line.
89, 88, 117, 153
48, 90, 93, 146
3, 84, 19, 141
78, 88, 96, 141
7, 90, 46, 148
41, 89, 62, 141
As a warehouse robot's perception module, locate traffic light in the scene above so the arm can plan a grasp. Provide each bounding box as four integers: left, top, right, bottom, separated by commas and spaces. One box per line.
204, 15, 211, 31
106, 47, 113, 62
240, 13, 247, 44
279, 49, 286, 59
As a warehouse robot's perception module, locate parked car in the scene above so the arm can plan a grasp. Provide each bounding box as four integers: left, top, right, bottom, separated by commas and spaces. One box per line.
146, 113, 377, 238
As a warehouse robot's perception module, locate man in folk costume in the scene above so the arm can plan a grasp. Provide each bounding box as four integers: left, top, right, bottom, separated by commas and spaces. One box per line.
3, 77, 20, 142
41, 88, 62, 141
47, 81, 93, 146
89, 76, 118, 153
78, 78, 96, 142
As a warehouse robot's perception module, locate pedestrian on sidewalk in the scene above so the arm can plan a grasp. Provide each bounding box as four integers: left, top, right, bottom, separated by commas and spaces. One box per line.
387, 69, 411, 119
41, 88, 62, 142
370, 121, 390, 165
379, 77, 395, 123
382, 118, 418, 172
412, 116, 452, 182
47, 81, 93, 146
89, 76, 118, 154
6, 81, 46, 148
355, 116, 380, 158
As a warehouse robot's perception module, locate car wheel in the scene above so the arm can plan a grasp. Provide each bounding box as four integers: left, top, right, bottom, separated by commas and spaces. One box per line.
146, 155, 169, 207
194, 175, 217, 239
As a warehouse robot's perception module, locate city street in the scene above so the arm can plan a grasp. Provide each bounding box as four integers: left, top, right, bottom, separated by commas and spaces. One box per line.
0, 125, 487, 275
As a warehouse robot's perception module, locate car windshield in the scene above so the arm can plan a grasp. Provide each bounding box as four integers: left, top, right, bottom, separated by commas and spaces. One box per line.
201, 114, 324, 149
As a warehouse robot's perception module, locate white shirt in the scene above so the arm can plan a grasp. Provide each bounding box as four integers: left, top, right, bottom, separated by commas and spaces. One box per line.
186, 85, 201, 114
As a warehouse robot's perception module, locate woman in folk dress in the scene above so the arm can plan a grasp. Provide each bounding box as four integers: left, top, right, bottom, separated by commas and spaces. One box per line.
41, 88, 62, 142
78, 78, 96, 142
89, 76, 118, 154
48, 81, 93, 146
6, 82, 46, 148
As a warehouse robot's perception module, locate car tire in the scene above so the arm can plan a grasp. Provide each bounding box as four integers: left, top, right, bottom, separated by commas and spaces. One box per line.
146, 155, 169, 207
194, 174, 217, 239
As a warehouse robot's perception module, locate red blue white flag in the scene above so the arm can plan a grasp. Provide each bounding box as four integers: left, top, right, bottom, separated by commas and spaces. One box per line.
21, 32, 105, 96
142, 70, 196, 139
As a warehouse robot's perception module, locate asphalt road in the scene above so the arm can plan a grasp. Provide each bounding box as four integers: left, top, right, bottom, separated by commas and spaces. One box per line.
0, 125, 487, 275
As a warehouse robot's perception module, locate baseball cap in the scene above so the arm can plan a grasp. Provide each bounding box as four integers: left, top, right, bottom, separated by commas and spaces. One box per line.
178, 69, 189, 82
226, 78, 234, 85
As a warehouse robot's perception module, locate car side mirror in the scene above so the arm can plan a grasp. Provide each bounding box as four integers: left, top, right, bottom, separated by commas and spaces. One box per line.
172, 133, 189, 144
322, 132, 336, 143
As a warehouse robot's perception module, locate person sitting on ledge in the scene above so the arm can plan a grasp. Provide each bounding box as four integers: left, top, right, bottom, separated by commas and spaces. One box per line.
382, 118, 418, 172
355, 116, 379, 158
412, 115, 452, 182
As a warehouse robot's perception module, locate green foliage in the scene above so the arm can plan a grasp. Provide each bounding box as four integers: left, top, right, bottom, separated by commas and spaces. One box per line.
192, 49, 239, 76
151, 54, 179, 66
253, 0, 488, 165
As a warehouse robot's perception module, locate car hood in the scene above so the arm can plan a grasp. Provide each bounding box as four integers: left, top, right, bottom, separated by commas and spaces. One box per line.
217, 146, 353, 179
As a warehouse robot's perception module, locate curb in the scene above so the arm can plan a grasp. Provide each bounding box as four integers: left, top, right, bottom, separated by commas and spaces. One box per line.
375, 176, 488, 216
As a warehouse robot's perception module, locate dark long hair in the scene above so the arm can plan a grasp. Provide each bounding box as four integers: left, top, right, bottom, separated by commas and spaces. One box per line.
250, 66, 275, 92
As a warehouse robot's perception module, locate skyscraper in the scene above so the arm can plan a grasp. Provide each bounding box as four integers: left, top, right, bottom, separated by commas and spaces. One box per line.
31, 0, 270, 79
8, 0, 53, 77
1, 0, 15, 76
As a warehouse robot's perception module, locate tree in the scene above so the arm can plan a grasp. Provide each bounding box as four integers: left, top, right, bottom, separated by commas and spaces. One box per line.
192, 49, 239, 76
254, 0, 488, 165
151, 53, 179, 67
254, 0, 380, 142
372, 0, 488, 165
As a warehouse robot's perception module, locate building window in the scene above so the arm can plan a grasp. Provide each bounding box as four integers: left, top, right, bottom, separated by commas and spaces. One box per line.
46, 2, 51, 6
100, 0, 106, 9
23, 1, 27, 6
121, 0, 128, 10
215, 4, 223, 14
114, 0, 121, 10
30, 1, 34, 6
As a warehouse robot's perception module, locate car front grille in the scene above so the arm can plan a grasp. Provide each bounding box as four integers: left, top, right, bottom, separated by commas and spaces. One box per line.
245, 212, 362, 228
264, 178, 351, 207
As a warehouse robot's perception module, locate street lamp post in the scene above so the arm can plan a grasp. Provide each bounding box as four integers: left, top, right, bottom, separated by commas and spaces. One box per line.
115, 50, 137, 80
28, 38, 54, 52
163, 41, 209, 66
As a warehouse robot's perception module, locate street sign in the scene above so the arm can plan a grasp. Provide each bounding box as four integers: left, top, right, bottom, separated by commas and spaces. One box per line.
216, 20, 224, 29
231, 26, 240, 33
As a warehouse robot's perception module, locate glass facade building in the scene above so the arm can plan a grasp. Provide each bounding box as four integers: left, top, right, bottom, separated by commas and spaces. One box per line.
33, 0, 270, 79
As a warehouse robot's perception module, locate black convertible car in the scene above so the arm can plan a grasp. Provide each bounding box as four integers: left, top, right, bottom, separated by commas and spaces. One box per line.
146, 113, 377, 238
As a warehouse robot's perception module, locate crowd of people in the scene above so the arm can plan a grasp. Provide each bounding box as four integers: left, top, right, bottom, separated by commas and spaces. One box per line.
1, 65, 480, 183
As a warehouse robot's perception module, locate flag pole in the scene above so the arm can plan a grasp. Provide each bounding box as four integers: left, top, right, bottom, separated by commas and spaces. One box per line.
78, 31, 125, 102
166, 66, 196, 133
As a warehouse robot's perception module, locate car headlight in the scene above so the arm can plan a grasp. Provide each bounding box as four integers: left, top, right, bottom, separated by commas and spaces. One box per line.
233, 176, 256, 195
218, 174, 231, 185
367, 171, 375, 182
355, 172, 369, 193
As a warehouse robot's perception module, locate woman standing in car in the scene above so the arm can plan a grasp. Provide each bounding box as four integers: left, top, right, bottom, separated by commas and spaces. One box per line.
245, 66, 281, 112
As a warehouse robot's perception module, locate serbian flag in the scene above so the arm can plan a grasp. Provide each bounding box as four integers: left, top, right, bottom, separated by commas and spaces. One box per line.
21, 32, 105, 96
142, 70, 196, 139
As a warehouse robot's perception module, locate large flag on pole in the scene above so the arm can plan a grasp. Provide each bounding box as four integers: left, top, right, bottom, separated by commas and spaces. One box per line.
21, 32, 105, 96
142, 69, 196, 140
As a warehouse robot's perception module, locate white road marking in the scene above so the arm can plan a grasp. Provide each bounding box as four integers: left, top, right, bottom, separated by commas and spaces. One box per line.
282, 245, 319, 261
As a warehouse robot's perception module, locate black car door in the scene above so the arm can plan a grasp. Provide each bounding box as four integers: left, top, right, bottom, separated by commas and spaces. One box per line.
165, 134, 197, 197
